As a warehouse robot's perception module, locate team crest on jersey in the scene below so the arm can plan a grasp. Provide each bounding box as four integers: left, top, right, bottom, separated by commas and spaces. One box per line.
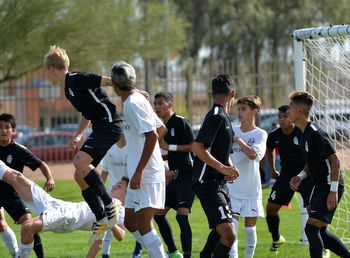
6, 155, 12, 164
69, 88, 75, 97
293, 136, 299, 145
247, 138, 255, 146
305, 141, 309, 152
123, 124, 130, 131
171, 128, 175, 136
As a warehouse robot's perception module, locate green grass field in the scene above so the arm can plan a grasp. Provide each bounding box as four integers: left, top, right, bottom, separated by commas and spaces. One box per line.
0, 179, 346, 257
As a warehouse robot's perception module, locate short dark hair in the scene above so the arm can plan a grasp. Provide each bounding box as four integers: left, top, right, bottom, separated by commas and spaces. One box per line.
154, 92, 173, 102
289, 91, 314, 115
0, 113, 16, 129
212, 74, 235, 95
278, 105, 290, 113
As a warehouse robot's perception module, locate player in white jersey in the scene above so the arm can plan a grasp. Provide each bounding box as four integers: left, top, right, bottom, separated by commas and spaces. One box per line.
227, 96, 267, 258
111, 61, 166, 258
0, 160, 127, 258
100, 134, 128, 258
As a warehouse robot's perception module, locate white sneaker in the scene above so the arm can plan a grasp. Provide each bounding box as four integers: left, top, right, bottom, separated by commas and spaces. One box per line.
105, 199, 122, 229
89, 218, 108, 244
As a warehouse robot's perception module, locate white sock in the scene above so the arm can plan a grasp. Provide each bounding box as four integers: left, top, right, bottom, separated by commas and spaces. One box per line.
0, 226, 18, 257
244, 226, 257, 258
230, 218, 239, 258
299, 198, 309, 244
141, 230, 166, 258
102, 230, 112, 255
132, 230, 143, 245
17, 242, 34, 258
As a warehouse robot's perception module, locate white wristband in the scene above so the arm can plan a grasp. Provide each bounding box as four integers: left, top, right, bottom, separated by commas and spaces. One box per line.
297, 170, 308, 181
330, 181, 339, 192
168, 144, 177, 151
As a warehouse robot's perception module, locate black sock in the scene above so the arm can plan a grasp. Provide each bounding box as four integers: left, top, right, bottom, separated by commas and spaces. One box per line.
320, 226, 350, 257
212, 241, 231, 258
84, 169, 112, 206
176, 215, 192, 258
33, 233, 44, 258
82, 187, 105, 221
154, 215, 177, 253
266, 214, 280, 241
305, 223, 323, 258
200, 229, 220, 258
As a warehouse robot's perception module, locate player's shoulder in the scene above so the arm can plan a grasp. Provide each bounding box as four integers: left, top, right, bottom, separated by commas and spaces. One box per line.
11, 141, 29, 152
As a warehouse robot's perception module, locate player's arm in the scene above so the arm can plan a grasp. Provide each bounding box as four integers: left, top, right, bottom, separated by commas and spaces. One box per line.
38, 161, 55, 192
327, 153, 341, 210
192, 141, 239, 181
111, 223, 126, 241
101, 170, 108, 184
70, 116, 90, 151
265, 148, 279, 178
86, 240, 102, 258
234, 137, 257, 160
130, 130, 158, 189
290, 164, 310, 191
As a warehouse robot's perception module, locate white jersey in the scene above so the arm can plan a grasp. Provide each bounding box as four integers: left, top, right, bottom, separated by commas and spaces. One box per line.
227, 126, 267, 200
123, 92, 165, 184
23, 184, 125, 233
101, 144, 128, 192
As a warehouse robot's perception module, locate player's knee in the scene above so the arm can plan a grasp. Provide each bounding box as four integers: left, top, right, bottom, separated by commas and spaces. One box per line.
21, 219, 34, 235
217, 224, 236, 246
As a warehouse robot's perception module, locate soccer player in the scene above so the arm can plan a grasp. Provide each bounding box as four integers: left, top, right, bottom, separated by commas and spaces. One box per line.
192, 74, 239, 258
111, 61, 167, 257
44, 46, 123, 241
0, 207, 18, 257
0, 113, 55, 258
100, 134, 128, 258
289, 91, 350, 258
154, 91, 195, 258
265, 105, 313, 255
227, 96, 267, 258
0, 160, 126, 258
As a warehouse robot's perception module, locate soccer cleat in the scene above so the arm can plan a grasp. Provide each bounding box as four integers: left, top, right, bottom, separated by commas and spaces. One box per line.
269, 235, 285, 256
322, 249, 330, 258
169, 250, 183, 258
132, 241, 143, 258
105, 199, 122, 229
88, 218, 108, 244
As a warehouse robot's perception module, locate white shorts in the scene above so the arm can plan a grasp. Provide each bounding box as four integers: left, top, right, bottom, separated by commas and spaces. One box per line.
230, 196, 265, 218
125, 182, 165, 212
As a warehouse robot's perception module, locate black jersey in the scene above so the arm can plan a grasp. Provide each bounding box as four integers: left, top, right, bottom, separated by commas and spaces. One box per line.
0, 141, 42, 197
65, 72, 121, 124
300, 122, 336, 185
165, 114, 195, 175
266, 127, 305, 177
192, 103, 233, 183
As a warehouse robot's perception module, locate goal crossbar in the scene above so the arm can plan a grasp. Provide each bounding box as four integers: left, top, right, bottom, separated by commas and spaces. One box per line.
293, 24, 350, 41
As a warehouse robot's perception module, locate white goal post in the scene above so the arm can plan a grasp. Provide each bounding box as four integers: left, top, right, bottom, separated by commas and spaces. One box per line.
293, 24, 350, 243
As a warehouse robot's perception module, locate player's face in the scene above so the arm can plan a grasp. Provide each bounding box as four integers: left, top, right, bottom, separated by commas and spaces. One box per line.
237, 103, 257, 123
154, 97, 172, 119
278, 111, 292, 129
287, 101, 301, 123
45, 67, 57, 85
110, 180, 128, 198
0, 121, 14, 142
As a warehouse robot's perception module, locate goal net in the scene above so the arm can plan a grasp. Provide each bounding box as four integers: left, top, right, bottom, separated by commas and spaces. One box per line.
293, 24, 350, 243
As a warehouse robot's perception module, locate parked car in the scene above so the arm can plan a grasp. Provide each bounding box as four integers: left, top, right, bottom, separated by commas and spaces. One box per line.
16, 131, 77, 162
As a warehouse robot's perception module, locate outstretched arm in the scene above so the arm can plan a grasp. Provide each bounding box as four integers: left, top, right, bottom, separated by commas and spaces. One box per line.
39, 161, 55, 192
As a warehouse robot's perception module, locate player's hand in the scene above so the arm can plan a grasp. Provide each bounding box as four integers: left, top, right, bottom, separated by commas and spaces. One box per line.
290, 176, 301, 191
69, 136, 81, 151
327, 191, 338, 211
165, 170, 175, 185
221, 165, 239, 182
271, 170, 280, 179
130, 171, 143, 189
44, 178, 55, 192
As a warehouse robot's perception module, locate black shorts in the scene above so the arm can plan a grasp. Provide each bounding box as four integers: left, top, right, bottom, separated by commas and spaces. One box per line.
80, 121, 122, 167
309, 178, 344, 224
268, 175, 313, 206
0, 195, 30, 222
193, 179, 233, 229
165, 178, 195, 211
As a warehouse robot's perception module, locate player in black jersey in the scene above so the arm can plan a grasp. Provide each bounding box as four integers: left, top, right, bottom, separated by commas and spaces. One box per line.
192, 74, 239, 258
44, 46, 123, 242
153, 91, 195, 258
265, 105, 313, 255
0, 113, 55, 258
289, 91, 350, 258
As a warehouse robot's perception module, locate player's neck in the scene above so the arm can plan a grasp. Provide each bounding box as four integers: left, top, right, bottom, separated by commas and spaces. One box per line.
163, 111, 173, 124
240, 120, 256, 132
57, 70, 68, 87
295, 118, 309, 133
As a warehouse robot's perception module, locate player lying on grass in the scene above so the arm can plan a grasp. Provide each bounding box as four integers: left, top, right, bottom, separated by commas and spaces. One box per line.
0, 160, 126, 258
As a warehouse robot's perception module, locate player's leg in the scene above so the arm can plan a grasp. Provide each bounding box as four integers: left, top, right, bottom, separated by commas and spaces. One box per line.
228, 197, 241, 258
266, 202, 282, 242
298, 176, 313, 245
101, 230, 112, 258
1, 169, 33, 202
18, 216, 43, 258
214, 222, 236, 258
244, 217, 258, 258
0, 207, 18, 257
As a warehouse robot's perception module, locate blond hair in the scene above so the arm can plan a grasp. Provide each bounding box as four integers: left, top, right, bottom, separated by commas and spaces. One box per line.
43, 45, 70, 70
237, 95, 262, 111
